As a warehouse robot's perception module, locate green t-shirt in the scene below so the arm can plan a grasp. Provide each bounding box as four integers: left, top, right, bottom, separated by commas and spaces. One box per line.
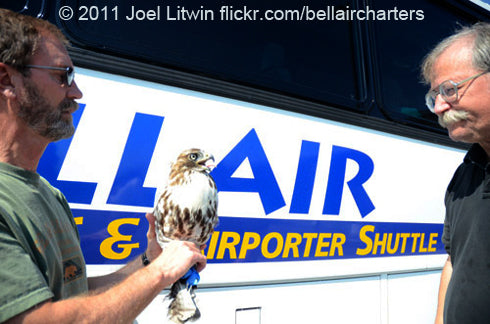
0, 162, 88, 322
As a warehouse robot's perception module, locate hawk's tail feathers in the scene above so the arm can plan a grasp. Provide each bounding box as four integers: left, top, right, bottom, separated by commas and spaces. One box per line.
167, 279, 200, 324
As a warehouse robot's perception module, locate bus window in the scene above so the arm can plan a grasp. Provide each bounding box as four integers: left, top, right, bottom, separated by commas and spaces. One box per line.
0, 0, 45, 16
59, 0, 366, 111
372, 0, 489, 131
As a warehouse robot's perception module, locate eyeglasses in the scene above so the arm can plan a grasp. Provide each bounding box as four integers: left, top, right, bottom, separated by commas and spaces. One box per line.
25, 65, 75, 87
425, 70, 489, 112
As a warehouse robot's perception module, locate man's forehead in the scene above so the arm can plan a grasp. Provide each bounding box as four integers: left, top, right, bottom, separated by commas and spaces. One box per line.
431, 40, 475, 82
31, 30, 72, 65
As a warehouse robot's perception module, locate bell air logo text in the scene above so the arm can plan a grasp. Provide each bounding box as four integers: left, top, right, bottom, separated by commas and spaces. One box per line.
38, 105, 444, 264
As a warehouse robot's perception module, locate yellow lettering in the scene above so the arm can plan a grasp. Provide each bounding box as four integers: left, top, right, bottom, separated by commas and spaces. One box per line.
330, 233, 345, 256
418, 233, 428, 252
100, 218, 140, 260
373, 233, 387, 255
356, 225, 374, 255
204, 228, 440, 262
206, 231, 220, 259
428, 233, 438, 252
74, 217, 83, 225
302, 233, 318, 257
262, 232, 283, 259
217, 231, 240, 259
411, 233, 421, 253
386, 233, 400, 254
283, 233, 302, 258
315, 233, 331, 257
239, 232, 261, 259
399, 233, 410, 253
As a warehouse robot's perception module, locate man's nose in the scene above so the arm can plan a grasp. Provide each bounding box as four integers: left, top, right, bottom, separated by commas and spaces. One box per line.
433, 94, 451, 115
67, 80, 83, 100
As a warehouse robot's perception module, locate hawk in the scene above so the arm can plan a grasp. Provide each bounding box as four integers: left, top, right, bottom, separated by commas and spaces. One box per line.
154, 148, 218, 323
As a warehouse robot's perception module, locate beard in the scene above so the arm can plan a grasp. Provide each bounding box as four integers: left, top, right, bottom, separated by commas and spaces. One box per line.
438, 109, 469, 129
17, 78, 78, 141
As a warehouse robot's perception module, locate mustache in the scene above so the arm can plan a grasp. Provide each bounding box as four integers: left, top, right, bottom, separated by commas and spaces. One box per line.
438, 110, 469, 128
59, 99, 79, 113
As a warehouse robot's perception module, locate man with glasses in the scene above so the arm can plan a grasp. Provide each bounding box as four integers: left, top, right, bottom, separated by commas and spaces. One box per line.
421, 22, 490, 324
0, 8, 206, 323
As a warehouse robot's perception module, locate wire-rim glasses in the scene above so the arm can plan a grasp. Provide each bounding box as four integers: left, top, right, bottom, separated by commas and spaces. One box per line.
425, 70, 489, 112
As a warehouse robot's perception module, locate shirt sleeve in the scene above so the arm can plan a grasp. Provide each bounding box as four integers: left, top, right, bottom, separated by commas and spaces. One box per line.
441, 213, 451, 255
442, 164, 463, 258
0, 214, 53, 322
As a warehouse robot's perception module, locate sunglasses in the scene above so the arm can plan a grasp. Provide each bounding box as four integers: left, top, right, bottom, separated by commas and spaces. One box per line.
25, 65, 75, 87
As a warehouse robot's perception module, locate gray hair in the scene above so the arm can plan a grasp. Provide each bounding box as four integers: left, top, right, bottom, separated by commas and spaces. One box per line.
421, 22, 490, 84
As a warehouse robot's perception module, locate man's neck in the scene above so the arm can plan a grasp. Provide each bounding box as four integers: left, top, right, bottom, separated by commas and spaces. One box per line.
0, 119, 49, 172
0, 150, 45, 172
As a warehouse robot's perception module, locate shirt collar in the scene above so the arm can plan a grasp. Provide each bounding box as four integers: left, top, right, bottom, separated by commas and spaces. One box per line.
464, 144, 489, 169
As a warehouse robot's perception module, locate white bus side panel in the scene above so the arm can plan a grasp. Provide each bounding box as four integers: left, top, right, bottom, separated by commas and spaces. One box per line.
38, 68, 465, 323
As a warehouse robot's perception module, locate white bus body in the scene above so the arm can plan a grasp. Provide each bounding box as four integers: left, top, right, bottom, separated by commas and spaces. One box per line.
38, 68, 465, 323
5, 0, 488, 322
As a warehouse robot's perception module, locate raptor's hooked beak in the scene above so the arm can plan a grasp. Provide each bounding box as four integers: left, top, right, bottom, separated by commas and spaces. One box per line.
200, 154, 216, 172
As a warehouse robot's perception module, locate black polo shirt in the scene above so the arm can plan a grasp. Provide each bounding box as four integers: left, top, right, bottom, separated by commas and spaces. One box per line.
442, 144, 490, 324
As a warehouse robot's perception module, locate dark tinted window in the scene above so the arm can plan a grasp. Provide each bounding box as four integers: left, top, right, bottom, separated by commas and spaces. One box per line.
0, 0, 46, 16
372, 0, 489, 130
57, 0, 365, 111
2, 0, 488, 134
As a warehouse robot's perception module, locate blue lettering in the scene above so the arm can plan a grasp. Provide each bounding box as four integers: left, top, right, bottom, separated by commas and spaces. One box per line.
211, 129, 286, 215
40, 107, 375, 221
38, 104, 97, 204
107, 113, 164, 207
289, 141, 320, 214
323, 145, 375, 217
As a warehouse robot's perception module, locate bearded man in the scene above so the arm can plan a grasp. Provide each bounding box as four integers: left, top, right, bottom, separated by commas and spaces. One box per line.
0, 8, 206, 323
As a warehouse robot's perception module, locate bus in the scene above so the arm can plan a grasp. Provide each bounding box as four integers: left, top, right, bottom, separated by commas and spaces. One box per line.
3, 0, 489, 323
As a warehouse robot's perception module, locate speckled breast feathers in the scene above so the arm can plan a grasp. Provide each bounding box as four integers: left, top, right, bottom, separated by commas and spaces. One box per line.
154, 149, 218, 246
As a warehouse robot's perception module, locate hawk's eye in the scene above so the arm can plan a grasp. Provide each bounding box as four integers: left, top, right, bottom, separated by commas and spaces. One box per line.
189, 153, 198, 161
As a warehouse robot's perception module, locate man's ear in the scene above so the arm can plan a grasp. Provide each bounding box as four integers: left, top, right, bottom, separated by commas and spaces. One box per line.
0, 63, 19, 100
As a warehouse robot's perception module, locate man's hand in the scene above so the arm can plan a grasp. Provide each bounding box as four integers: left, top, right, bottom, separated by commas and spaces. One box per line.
145, 212, 163, 262
145, 213, 207, 282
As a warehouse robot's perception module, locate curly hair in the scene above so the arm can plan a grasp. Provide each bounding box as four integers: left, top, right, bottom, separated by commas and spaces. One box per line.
0, 8, 68, 75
